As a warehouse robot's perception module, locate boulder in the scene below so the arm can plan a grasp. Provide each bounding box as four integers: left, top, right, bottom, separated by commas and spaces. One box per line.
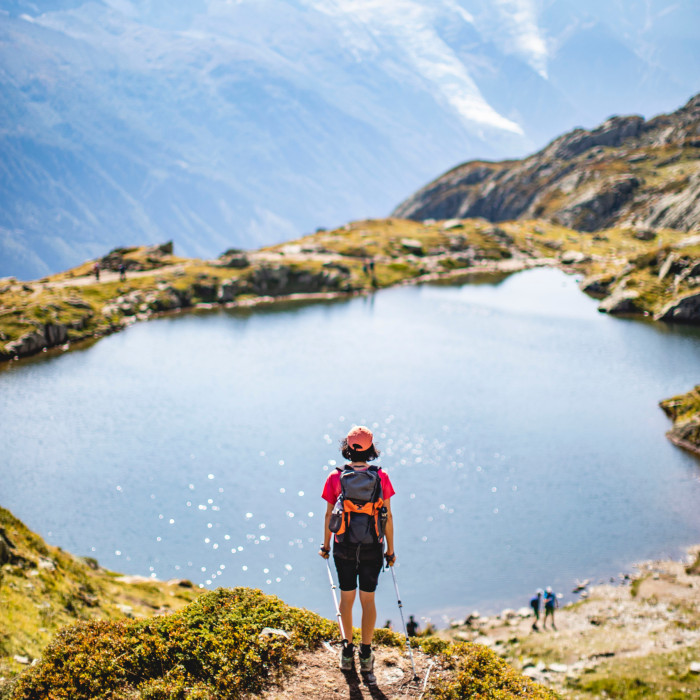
598, 288, 643, 315
251, 264, 350, 296
4, 323, 68, 357
632, 229, 656, 241
5, 331, 47, 357
219, 252, 250, 269
581, 275, 613, 298
44, 323, 68, 346
218, 279, 241, 302
560, 250, 589, 265
65, 297, 93, 310
655, 292, 700, 323
192, 281, 219, 303
400, 238, 424, 255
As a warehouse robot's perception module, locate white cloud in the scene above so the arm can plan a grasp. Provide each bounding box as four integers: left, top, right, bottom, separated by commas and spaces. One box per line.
491, 0, 548, 77
306, 0, 523, 134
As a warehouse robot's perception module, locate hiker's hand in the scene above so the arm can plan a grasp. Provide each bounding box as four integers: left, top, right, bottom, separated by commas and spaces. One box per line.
384, 552, 396, 567
319, 546, 330, 559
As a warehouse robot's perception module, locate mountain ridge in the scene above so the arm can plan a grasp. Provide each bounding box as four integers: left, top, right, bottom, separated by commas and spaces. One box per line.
393, 92, 700, 233
3, 0, 699, 280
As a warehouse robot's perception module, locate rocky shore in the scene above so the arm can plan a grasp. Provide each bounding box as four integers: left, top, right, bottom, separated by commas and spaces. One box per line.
4, 216, 700, 454
442, 547, 700, 698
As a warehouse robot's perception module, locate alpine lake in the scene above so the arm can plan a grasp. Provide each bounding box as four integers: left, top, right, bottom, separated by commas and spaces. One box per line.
2, 267, 700, 627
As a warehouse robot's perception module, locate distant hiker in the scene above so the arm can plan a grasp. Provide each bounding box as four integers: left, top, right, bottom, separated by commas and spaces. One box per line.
384, 619, 392, 630
406, 615, 419, 637
368, 258, 376, 287
542, 586, 559, 630
320, 425, 395, 674
119, 263, 127, 281
93, 261, 100, 281
530, 589, 543, 631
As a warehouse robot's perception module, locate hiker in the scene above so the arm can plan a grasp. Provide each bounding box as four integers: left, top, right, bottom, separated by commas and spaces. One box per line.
368, 258, 376, 287
530, 589, 543, 631
406, 615, 419, 637
384, 619, 392, 630
320, 425, 395, 674
542, 586, 558, 630
93, 261, 100, 281
119, 262, 127, 281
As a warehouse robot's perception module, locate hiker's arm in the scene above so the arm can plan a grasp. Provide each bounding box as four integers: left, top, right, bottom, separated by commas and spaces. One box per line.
319, 501, 333, 558
384, 498, 394, 559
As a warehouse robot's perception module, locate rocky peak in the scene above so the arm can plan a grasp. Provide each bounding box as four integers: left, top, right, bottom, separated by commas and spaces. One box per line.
547, 115, 645, 161
393, 92, 700, 232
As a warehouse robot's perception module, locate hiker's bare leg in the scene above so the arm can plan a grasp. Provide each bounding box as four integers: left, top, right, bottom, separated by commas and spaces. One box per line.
340, 589, 356, 642
359, 590, 377, 645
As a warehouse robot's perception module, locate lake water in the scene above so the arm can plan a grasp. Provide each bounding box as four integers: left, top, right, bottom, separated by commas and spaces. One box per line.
2, 268, 700, 628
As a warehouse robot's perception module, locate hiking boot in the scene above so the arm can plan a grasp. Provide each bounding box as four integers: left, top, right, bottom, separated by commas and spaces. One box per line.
359, 650, 375, 674
340, 645, 354, 670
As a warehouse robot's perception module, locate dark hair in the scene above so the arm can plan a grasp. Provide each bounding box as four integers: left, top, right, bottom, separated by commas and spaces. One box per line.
340, 437, 380, 463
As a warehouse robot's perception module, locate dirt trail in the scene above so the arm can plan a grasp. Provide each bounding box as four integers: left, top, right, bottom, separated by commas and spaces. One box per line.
254, 645, 443, 699
47, 264, 187, 289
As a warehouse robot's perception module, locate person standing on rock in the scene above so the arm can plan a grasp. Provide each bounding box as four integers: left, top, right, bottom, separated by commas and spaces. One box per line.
530, 589, 543, 631
542, 586, 558, 630
93, 261, 100, 282
319, 425, 395, 674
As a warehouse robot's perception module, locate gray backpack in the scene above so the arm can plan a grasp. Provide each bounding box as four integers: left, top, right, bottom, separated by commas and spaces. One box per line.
329, 465, 386, 545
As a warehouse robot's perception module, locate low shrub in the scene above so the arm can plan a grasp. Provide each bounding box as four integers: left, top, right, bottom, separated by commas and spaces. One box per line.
429, 642, 558, 699
11, 588, 335, 700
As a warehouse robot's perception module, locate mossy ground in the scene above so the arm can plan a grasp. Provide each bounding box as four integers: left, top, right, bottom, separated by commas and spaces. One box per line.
566, 642, 700, 700
0, 507, 201, 686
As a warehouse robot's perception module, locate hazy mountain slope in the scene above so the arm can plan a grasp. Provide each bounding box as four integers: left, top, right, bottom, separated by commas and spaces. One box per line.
393, 93, 700, 232
1, 0, 698, 280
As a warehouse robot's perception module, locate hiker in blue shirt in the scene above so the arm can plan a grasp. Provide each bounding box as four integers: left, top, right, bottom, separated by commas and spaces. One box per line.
530, 589, 543, 631
543, 586, 558, 630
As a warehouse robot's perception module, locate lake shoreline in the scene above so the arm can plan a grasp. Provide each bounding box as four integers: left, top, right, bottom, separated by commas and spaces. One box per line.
1, 255, 547, 369
441, 544, 700, 697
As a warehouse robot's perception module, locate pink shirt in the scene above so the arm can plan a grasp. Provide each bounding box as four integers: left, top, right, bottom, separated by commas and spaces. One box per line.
322, 465, 395, 504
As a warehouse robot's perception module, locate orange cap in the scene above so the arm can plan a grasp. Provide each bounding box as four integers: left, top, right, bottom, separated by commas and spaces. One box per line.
346, 425, 374, 451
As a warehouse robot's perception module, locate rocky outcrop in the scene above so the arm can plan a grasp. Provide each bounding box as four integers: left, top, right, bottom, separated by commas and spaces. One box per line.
660, 385, 700, 455
598, 287, 643, 315
553, 175, 641, 231
655, 291, 700, 323
4, 323, 68, 358
250, 264, 351, 295
393, 93, 700, 233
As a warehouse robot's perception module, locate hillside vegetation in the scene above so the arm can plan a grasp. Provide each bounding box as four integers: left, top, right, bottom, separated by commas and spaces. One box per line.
0, 506, 201, 688
0, 508, 555, 700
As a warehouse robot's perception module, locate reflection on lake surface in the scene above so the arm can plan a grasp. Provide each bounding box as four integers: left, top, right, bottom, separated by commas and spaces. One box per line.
2, 268, 700, 626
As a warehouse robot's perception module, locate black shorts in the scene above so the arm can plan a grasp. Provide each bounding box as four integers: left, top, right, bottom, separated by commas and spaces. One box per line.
333, 544, 383, 592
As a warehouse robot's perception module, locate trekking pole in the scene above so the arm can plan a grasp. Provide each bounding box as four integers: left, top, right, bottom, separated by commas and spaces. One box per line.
325, 558, 347, 642
390, 566, 419, 681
